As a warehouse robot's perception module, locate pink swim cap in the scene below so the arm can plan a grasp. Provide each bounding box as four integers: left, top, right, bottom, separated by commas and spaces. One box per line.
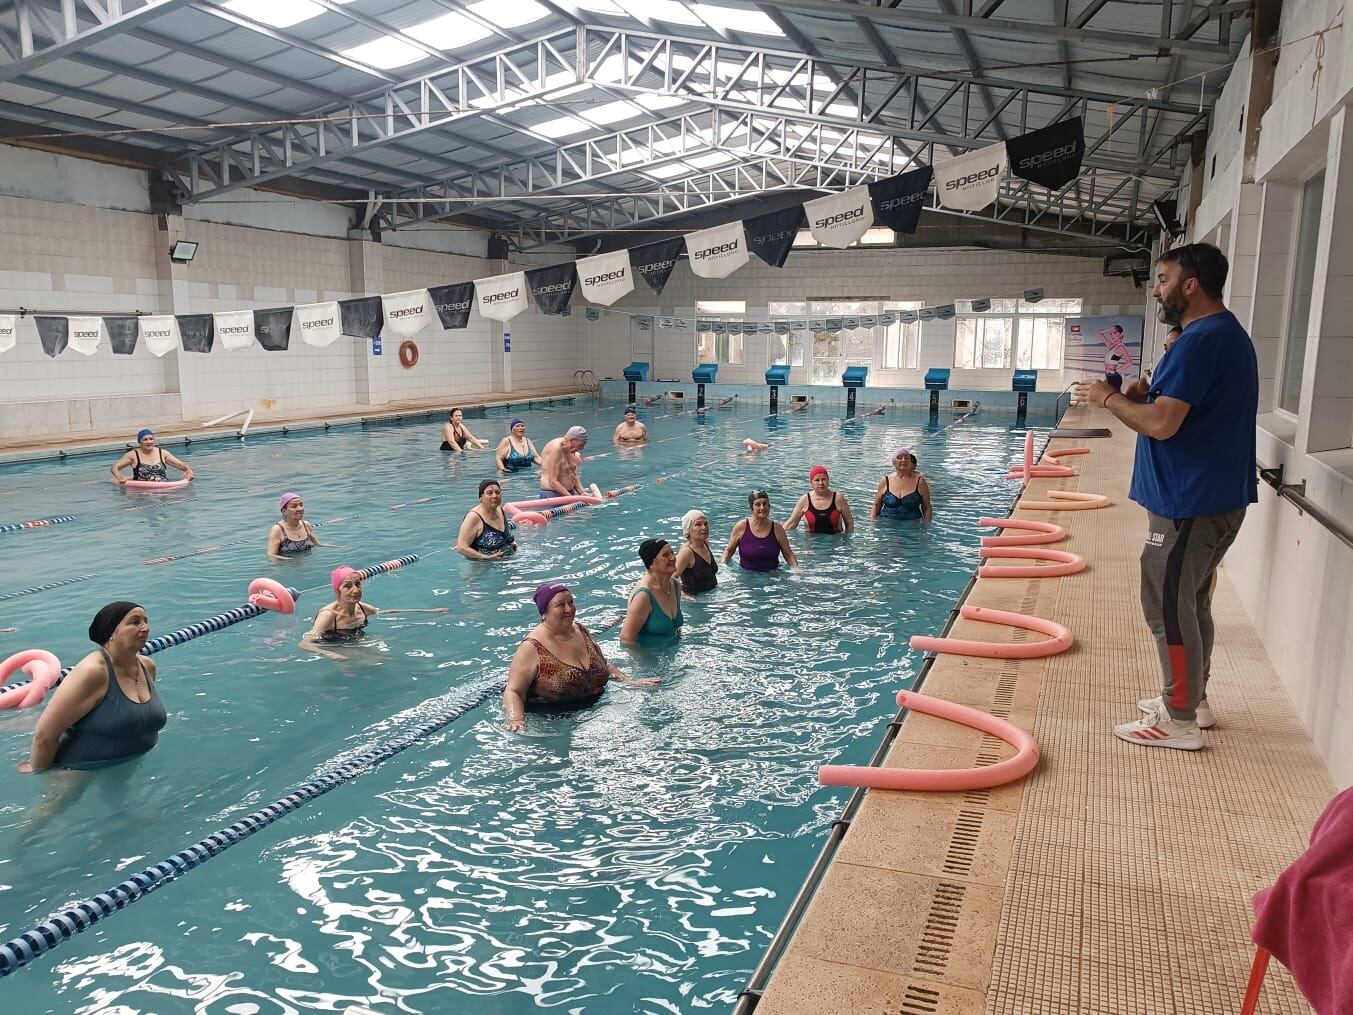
809, 465, 828, 481
279, 492, 301, 512
331, 565, 359, 593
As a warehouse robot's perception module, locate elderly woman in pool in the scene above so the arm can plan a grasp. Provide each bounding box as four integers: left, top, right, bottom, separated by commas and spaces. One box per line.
502, 583, 659, 732
871, 449, 933, 522
441, 408, 489, 452
267, 492, 324, 558
300, 565, 447, 660
722, 490, 798, 571
110, 428, 193, 485
494, 417, 540, 472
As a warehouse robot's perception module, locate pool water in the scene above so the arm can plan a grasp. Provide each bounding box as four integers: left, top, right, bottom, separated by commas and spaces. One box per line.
0, 399, 1052, 1013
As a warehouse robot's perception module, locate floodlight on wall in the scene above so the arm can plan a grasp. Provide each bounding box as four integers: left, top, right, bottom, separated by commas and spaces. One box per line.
169, 240, 199, 264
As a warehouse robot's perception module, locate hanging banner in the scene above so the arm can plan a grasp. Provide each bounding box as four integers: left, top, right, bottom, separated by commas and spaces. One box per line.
295, 301, 342, 348
659, 317, 674, 329
585, 307, 601, 322
897, 310, 918, 324
713, 322, 727, 334
861, 315, 878, 328
105, 316, 138, 355
428, 282, 474, 330
630, 237, 685, 295
673, 318, 689, 331
970, 298, 992, 313
805, 185, 872, 248
214, 309, 255, 352
744, 205, 804, 268
826, 317, 843, 330
936, 142, 1006, 211
576, 249, 634, 306
254, 308, 292, 351
1066, 314, 1143, 383
68, 316, 103, 356
1007, 116, 1084, 190
685, 221, 747, 279
790, 320, 806, 332
869, 166, 932, 234
697, 319, 713, 332
526, 263, 577, 316
635, 315, 652, 332
809, 320, 826, 332
879, 312, 897, 326
177, 314, 214, 353
34, 316, 68, 357
339, 296, 383, 339
381, 288, 435, 337
918, 308, 937, 322
758, 322, 773, 334
1024, 288, 1045, 304
935, 304, 956, 320
774, 322, 789, 335
842, 317, 860, 330
139, 316, 180, 357
0, 314, 15, 354
475, 271, 528, 323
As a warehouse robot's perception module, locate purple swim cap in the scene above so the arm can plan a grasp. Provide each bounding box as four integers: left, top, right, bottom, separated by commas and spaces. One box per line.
279, 492, 302, 512
533, 582, 570, 615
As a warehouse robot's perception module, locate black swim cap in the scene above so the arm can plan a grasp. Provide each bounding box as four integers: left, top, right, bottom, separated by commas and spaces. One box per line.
478, 479, 501, 496
748, 489, 770, 508
639, 538, 668, 569
88, 601, 141, 645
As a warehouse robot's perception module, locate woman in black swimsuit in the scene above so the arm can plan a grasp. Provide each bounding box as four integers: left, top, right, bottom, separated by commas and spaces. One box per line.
785, 465, 855, 534
441, 408, 489, 452
673, 509, 719, 594
267, 492, 324, 558
110, 428, 194, 485
300, 565, 447, 660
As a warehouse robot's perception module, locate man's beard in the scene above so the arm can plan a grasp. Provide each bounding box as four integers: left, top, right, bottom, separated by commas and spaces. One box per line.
1156, 290, 1186, 326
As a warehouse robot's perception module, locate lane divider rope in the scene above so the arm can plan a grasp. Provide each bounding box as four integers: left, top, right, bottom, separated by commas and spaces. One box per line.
0, 574, 98, 604
0, 515, 76, 535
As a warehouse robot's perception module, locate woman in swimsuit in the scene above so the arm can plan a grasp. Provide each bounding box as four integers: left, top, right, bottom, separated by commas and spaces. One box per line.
456, 479, 517, 560
786, 465, 855, 534
502, 583, 659, 732
110, 428, 194, 485
494, 417, 540, 472
674, 509, 719, 595
300, 565, 447, 660
267, 491, 324, 558
871, 449, 933, 521
20, 601, 166, 772
441, 408, 489, 453
722, 490, 798, 571
621, 539, 685, 646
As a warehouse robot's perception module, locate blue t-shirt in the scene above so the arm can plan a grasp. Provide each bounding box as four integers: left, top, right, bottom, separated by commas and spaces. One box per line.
1128, 310, 1258, 519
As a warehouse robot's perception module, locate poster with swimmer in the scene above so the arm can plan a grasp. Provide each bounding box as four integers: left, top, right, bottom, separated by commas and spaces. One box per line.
1065, 314, 1143, 390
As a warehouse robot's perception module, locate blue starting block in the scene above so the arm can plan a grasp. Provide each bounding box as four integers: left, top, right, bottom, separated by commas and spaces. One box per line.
924, 367, 950, 413
692, 363, 718, 409
842, 365, 868, 416
623, 361, 649, 402
1013, 369, 1037, 417
765, 363, 791, 413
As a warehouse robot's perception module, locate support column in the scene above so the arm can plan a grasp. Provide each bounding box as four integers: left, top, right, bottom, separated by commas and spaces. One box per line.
348, 235, 388, 408
487, 258, 511, 395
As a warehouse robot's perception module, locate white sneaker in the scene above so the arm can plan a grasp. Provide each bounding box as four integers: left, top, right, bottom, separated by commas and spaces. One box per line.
1113, 708, 1203, 751
1137, 695, 1215, 729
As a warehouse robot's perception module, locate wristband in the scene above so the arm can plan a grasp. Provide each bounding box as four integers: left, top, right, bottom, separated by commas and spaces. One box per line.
1102, 391, 1117, 408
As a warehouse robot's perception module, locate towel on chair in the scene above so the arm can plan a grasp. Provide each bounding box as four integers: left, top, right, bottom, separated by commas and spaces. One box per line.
1252, 786, 1353, 1014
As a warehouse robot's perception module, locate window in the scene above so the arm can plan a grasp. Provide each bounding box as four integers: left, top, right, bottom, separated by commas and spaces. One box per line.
808, 300, 875, 384
695, 299, 746, 364
1016, 297, 1080, 370
883, 301, 923, 369
767, 301, 807, 366
955, 299, 1016, 369
954, 298, 1081, 370
1278, 171, 1325, 414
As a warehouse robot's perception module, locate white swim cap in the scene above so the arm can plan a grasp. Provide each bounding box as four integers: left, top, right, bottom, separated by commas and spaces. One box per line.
681, 509, 706, 536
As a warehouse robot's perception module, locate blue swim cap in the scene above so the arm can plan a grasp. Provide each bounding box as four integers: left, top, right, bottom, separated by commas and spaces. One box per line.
136, 428, 154, 441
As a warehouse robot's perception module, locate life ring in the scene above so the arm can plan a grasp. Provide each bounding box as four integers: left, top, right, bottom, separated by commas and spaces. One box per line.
398, 340, 419, 369
247, 577, 296, 614
0, 649, 63, 709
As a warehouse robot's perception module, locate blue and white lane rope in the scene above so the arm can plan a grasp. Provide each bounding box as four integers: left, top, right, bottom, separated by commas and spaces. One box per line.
355, 554, 419, 578
0, 587, 302, 701
0, 515, 76, 535
0, 574, 98, 604
0, 679, 505, 978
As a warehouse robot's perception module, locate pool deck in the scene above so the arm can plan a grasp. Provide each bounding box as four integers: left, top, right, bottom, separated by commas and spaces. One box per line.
756, 403, 1334, 1015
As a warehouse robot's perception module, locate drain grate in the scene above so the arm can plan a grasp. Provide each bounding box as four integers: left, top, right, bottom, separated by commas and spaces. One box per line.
974, 733, 1005, 767
912, 881, 966, 976
990, 669, 1018, 718
900, 983, 942, 1012
942, 808, 985, 877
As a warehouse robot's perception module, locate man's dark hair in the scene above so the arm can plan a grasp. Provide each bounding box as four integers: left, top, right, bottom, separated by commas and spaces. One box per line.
1157, 242, 1228, 299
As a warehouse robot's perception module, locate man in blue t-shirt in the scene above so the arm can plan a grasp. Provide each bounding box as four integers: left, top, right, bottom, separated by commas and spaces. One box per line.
1077, 242, 1258, 751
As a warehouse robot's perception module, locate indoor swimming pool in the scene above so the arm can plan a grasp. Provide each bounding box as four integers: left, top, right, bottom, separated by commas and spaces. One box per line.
0, 398, 1055, 1013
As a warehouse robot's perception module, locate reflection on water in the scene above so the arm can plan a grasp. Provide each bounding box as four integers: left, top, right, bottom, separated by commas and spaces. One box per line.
0, 402, 1045, 1012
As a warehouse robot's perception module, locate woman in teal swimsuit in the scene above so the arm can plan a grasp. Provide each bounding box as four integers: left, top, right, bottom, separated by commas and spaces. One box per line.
620, 539, 685, 646
871, 449, 933, 521
494, 418, 540, 473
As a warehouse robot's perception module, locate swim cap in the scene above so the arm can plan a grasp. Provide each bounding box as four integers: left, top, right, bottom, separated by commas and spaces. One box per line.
624, 405, 637, 416
136, 428, 154, 441
566, 425, 588, 443
893, 447, 915, 462
681, 509, 706, 536
478, 479, 500, 497
509, 417, 526, 428
331, 565, 359, 594
88, 601, 142, 645
748, 489, 770, 508
809, 465, 828, 481
639, 538, 668, 569
533, 582, 569, 615
279, 492, 301, 512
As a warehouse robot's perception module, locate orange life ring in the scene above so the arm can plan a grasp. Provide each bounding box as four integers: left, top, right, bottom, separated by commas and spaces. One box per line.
398, 340, 419, 369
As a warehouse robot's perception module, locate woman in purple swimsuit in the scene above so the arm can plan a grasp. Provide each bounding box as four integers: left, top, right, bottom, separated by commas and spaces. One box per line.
722, 490, 798, 571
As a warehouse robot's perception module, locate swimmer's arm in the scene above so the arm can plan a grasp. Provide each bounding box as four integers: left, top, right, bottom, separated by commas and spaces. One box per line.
305, 521, 322, 547
21, 655, 105, 772
672, 545, 694, 581
838, 493, 855, 533
455, 513, 496, 560
619, 590, 651, 646
503, 642, 537, 732
266, 523, 285, 559
722, 520, 746, 563
442, 423, 462, 451
918, 477, 933, 522
162, 450, 194, 479
494, 438, 510, 471
110, 450, 134, 483
773, 522, 799, 567
299, 608, 346, 660
527, 439, 541, 463
377, 606, 449, 615
612, 424, 626, 443
461, 424, 489, 449
606, 660, 659, 687
869, 479, 887, 520
784, 495, 808, 530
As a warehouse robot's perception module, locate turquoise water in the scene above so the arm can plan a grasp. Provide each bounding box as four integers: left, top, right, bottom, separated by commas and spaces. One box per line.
0, 400, 1052, 1013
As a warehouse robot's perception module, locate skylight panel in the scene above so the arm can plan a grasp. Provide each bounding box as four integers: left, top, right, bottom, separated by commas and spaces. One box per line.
859, 227, 896, 245
415, 11, 492, 50
686, 151, 734, 169
691, 3, 785, 36
223, 0, 324, 30
630, 0, 705, 27
467, 0, 548, 28
646, 162, 691, 179
587, 100, 645, 125
574, 0, 627, 14
533, 115, 593, 139
344, 36, 425, 70
636, 93, 685, 111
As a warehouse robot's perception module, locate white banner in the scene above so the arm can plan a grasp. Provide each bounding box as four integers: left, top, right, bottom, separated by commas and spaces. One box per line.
67, 316, 103, 356
685, 221, 747, 279
139, 316, 180, 357
935, 142, 1006, 211
575, 249, 633, 306
475, 271, 529, 323
804, 185, 873, 247
380, 288, 435, 338
0, 314, 15, 354
214, 309, 255, 352
295, 301, 342, 348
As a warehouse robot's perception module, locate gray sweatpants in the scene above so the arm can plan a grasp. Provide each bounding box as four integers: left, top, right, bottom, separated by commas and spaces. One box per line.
1139, 509, 1247, 722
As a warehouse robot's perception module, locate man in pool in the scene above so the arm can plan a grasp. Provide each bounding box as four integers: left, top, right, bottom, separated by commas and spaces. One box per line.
613, 406, 649, 445
538, 425, 593, 498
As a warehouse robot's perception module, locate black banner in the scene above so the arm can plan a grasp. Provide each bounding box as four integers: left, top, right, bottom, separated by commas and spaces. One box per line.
429, 282, 474, 329
1007, 116, 1084, 190
105, 316, 139, 355
630, 237, 685, 295
34, 317, 68, 358
526, 262, 577, 316
254, 307, 292, 351
176, 314, 214, 353
744, 205, 804, 268
338, 296, 383, 339
869, 166, 932, 234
